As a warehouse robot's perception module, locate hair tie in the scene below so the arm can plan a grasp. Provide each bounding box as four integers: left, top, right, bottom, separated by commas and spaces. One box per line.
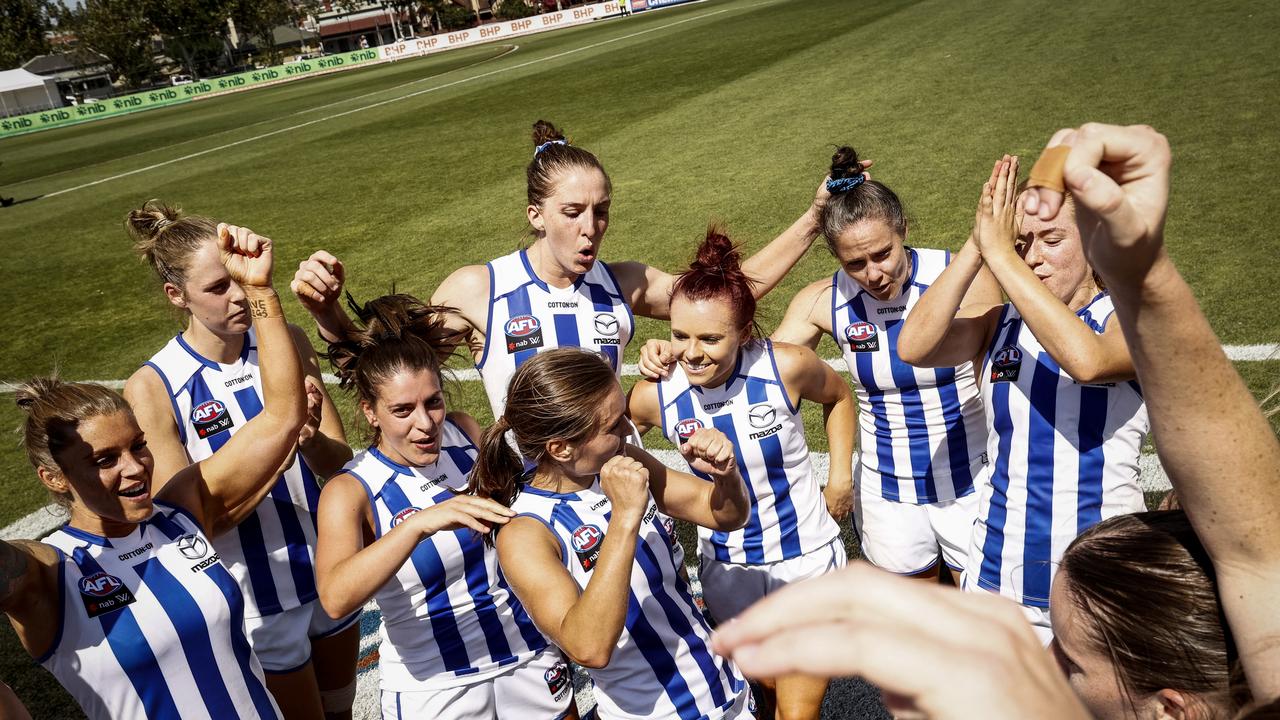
826, 175, 866, 194
534, 140, 568, 157
155, 217, 176, 232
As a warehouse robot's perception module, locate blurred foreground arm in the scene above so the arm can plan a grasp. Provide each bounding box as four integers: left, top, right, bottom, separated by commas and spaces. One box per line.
712, 562, 1089, 720
1025, 122, 1280, 700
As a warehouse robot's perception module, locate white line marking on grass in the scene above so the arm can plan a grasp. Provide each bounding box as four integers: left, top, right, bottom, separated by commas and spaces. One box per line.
16, 46, 522, 188
0, 343, 1272, 394
1224, 344, 1279, 361
41, 5, 746, 199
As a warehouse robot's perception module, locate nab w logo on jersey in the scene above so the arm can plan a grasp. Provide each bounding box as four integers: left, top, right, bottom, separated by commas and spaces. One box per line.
191, 399, 234, 439
571, 524, 605, 571
544, 661, 570, 701
505, 315, 544, 353
79, 571, 137, 618
991, 345, 1023, 383
675, 418, 704, 440
391, 507, 420, 527
844, 322, 879, 352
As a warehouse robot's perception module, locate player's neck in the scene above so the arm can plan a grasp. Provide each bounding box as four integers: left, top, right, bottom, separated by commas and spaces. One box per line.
1065, 279, 1102, 313
68, 505, 139, 539
529, 465, 594, 496
527, 241, 578, 290
183, 322, 245, 365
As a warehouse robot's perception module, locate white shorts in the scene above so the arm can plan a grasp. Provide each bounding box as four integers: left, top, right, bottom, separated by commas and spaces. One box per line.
378, 648, 574, 720
853, 466, 979, 575
244, 599, 360, 673
699, 537, 846, 624
958, 578, 1055, 647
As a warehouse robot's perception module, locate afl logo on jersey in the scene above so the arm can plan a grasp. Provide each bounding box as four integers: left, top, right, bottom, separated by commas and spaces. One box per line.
571, 524, 605, 571
191, 399, 235, 439
844, 321, 880, 352
505, 315, 545, 353
79, 572, 122, 597
391, 507, 420, 527
79, 571, 138, 618
991, 345, 1023, 383
545, 661, 570, 700
593, 313, 619, 336
675, 418, 704, 440
747, 403, 776, 429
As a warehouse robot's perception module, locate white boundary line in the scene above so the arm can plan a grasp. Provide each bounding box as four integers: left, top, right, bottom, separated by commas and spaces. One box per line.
1, 344, 1273, 393
39, 4, 745, 199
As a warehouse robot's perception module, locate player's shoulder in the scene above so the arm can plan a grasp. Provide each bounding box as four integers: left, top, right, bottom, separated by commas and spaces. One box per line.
437, 263, 490, 296
124, 363, 170, 403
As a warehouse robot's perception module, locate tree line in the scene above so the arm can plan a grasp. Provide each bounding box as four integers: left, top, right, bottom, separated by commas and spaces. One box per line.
1, 0, 545, 91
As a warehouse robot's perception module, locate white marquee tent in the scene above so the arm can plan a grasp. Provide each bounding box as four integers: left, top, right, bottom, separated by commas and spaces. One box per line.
0, 68, 60, 117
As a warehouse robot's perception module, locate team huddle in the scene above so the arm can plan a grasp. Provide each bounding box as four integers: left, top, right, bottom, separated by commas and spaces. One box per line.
1, 120, 1275, 720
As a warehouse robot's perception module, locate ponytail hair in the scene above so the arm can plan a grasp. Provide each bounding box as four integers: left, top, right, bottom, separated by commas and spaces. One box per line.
324, 293, 466, 444
125, 199, 218, 289
526, 119, 611, 208
1060, 511, 1250, 715
469, 348, 618, 526
819, 146, 907, 251
16, 375, 131, 507
671, 224, 762, 342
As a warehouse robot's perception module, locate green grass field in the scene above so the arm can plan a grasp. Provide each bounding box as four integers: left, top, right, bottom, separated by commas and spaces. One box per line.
1, 0, 1278, 715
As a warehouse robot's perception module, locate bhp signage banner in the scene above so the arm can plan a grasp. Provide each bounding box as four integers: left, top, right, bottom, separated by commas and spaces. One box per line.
380, 1, 623, 61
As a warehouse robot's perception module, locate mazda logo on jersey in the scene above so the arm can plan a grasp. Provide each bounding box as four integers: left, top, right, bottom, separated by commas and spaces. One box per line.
991, 345, 1023, 383
844, 321, 880, 352
593, 313, 619, 336
505, 315, 545, 353
79, 571, 137, 618
191, 399, 234, 439
748, 403, 776, 428
176, 533, 207, 560
675, 418, 704, 440
572, 524, 605, 571
391, 507, 420, 527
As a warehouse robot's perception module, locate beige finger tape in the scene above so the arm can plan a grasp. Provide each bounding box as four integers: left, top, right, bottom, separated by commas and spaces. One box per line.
1027, 145, 1070, 194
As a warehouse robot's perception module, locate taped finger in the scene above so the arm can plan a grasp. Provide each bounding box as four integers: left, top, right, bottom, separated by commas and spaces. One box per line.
1027, 145, 1070, 194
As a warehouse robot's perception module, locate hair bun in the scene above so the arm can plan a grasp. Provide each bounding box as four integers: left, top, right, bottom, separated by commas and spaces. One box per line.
14, 376, 63, 412
531, 119, 566, 148
829, 145, 864, 181
689, 224, 742, 274
124, 199, 181, 244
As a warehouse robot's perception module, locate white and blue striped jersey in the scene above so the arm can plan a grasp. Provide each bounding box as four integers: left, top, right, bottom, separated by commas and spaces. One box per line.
478, 249, 633, 419
40, 503, 281, 720
509, 479, 747, 720
968, 293, 1148, 608
830, 247, 989, 504
342, 420, 548, 691
655, 340, 840, 565
143, 330, 320, 619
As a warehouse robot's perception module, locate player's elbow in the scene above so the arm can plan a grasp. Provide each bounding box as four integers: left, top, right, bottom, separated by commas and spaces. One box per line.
1060, 353, 1124, 385
317, 580, 357, 620
565, 641, 616, 669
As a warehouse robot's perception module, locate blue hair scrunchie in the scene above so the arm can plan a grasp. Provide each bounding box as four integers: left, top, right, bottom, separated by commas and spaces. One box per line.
826, 174, 866, 194
534, 139, 568, 157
